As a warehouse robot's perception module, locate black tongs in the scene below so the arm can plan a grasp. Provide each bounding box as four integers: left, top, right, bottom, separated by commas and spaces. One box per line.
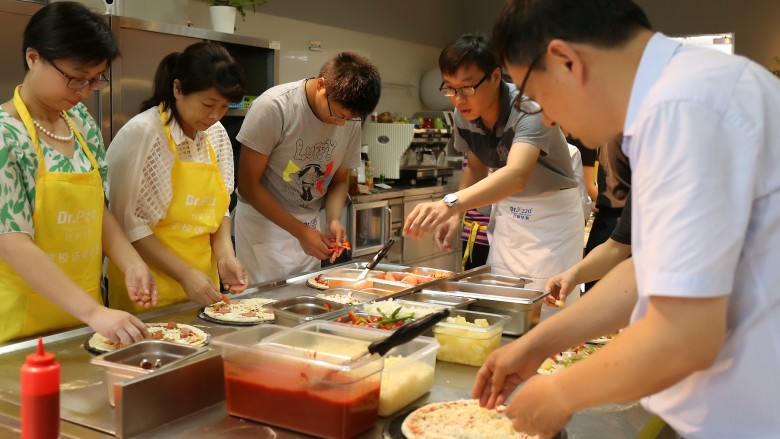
351, 308, 450, 364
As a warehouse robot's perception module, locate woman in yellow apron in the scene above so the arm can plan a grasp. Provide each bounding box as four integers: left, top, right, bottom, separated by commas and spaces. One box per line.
0, 2, 156, 344
107, 42, 248, 312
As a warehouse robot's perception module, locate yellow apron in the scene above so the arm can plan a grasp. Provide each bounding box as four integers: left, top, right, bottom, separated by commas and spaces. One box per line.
461, 217, 488, 271
108, 106, 229, 312
0, 86, 104, 342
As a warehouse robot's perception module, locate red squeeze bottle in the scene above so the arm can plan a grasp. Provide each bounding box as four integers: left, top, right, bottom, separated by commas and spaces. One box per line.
21, 337, 60, 439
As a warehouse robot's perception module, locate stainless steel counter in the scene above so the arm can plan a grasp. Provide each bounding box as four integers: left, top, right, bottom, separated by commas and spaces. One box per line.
349, 183, 458, 204
0, 263, 661, 439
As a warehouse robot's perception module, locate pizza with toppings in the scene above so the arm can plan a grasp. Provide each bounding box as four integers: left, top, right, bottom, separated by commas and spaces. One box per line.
401, 399, 538, 439
201, 297, 276, 324
86, 322, 209, 353
537, 343, 601, 375
306, 273, 330, 290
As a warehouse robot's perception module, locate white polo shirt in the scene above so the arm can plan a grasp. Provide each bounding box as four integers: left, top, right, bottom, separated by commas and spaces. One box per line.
623, 33, 780, 438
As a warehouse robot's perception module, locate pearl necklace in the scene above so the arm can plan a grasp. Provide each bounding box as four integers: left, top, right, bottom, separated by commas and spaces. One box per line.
31, 113, 74, 142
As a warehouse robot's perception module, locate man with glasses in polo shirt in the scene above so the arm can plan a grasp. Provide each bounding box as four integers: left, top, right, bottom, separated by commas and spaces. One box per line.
234, 52, 381, 282
404, 33, 583, 293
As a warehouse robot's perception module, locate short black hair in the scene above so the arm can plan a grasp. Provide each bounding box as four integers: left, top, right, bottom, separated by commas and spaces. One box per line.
140, 41, 247, 122
439, 33, 500, 77
318, 52, 381, 121
23, 1, 118, 70
493, 0, 652, 67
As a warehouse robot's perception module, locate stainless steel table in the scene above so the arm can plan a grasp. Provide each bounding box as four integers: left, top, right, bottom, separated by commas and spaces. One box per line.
0, 264, 662, 438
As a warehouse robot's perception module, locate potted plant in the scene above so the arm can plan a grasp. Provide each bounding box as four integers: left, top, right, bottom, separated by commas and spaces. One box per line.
200, 0, 268, 34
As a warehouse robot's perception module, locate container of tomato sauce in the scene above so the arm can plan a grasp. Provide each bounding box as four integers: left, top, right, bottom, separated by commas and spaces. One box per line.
212, 326, 384, 439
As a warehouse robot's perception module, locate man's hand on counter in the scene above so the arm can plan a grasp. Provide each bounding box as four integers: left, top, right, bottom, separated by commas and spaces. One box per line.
403, 200, 455, 239
505, 375, 572, 439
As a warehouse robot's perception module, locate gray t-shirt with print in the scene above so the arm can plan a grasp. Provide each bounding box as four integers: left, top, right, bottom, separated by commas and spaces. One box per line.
453, 81, 577, 197
237, 79, 362, 215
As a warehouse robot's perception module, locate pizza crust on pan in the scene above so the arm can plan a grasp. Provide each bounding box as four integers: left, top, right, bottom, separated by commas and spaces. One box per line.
401, 399, 538, 439
87, 322, 209, 353
202, 298, 276, 324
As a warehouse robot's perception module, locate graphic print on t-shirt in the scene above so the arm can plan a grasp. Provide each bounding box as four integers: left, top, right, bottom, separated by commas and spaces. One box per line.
280, 138, 336, 207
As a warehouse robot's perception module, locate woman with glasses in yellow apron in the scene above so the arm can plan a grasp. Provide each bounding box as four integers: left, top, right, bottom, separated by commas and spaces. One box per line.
106, 42, 248, 311
0, 2, 157, 344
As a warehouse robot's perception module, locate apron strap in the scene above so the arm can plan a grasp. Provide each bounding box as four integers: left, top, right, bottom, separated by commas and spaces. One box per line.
159, 103, 217, 165
14, 85, 99, 174
461, 217, 488, 271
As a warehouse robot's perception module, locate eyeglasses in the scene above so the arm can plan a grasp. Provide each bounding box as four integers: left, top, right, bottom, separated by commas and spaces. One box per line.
439, 74, 489, 97
325, 92, 362, 122
512, 52, 545, 115
48, 59, 109, 91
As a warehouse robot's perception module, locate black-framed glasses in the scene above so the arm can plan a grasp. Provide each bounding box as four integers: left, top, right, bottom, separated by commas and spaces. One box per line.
325, 92, 362, 122
512, 52, 545, 115
439, 73, 489, 97
48, 59, 109, 91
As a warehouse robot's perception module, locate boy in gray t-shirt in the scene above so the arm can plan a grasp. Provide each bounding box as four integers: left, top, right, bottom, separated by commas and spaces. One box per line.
234, 52, 381, 283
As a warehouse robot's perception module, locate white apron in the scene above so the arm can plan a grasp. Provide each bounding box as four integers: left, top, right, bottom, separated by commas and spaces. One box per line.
487, 188, 583, 295
234, 197, 320, 283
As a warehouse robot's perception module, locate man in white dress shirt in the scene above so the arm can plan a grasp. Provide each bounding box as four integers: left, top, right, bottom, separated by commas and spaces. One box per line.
473, 1, 780, 438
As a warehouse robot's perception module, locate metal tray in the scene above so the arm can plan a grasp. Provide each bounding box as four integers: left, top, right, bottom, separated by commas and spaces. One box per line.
266, 296, 350, 327
422, 282, 548, 336
401, 266, 454, 279
422, 282, 548, 307
90, 340, 207, 406
396, 292, 475, 309
314, 288, 384, 305
458, 273, 532, 288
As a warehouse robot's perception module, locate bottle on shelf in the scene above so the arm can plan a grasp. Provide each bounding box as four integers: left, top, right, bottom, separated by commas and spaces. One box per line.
348, 167, 359, 195
365, 160, 375, 190
21, 337, 60, 439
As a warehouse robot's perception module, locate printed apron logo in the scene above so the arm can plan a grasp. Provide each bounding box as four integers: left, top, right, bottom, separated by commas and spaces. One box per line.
510, 206, 533, 221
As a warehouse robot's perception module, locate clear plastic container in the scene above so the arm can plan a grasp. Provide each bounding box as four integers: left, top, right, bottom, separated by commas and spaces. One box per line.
212, 325, 384, 439
295, 321, 439, 416
433, 309, 510, 366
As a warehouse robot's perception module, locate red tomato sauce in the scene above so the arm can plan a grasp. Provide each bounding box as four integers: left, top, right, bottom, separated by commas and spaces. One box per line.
224, 362, 380, 439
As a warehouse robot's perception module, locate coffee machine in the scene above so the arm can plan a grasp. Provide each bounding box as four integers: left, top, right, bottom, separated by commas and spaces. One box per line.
361, 111, 456, 184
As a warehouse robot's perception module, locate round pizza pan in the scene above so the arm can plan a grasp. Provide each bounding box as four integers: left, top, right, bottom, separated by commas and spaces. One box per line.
197, 307, 273, 326
83, 335, 107, 355
383, 404, 568, 439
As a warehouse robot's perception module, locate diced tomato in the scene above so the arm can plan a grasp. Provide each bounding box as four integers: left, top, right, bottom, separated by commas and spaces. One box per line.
220, 294, 231, 305
323, 303, 332, 312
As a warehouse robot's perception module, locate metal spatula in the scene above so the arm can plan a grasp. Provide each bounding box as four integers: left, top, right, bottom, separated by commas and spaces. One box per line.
354, 239, 395, 281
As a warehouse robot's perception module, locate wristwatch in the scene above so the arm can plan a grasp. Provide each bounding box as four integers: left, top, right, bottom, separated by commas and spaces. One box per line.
442, 193, 459, 208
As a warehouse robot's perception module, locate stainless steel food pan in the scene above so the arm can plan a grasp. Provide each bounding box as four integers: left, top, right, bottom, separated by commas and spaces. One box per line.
90, 340, 207, 406
457, 273, 532, 288
398, 292, 476, 309
422, 282, 549, 336
267, 296, 350, 327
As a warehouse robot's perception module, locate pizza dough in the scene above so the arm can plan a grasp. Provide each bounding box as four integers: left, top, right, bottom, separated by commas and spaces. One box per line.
401, 399, 537, 439
202, 298, 276, 323
87, 322, 209, 353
